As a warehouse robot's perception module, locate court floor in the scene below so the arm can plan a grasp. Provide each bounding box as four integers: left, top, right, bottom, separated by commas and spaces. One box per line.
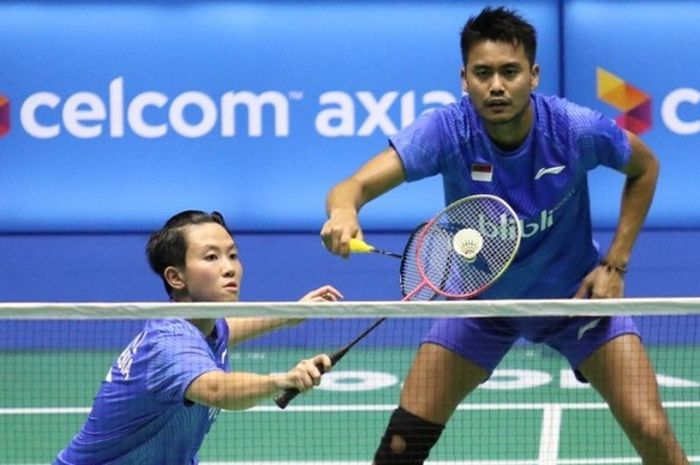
1, 346, 698, 464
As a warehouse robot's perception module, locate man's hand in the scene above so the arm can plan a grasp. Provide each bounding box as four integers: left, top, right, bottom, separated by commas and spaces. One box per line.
573, 265, 624, 299
320, 208, 362, 258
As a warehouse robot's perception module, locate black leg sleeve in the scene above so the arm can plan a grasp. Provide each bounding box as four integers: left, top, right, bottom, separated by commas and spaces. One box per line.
373, 407, 445, 465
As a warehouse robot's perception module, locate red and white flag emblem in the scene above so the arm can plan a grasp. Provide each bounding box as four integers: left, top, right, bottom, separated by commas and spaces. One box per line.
471, 163, 493, 182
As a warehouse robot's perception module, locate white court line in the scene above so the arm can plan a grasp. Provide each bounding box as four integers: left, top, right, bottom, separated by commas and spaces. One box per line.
198, 459, 700, 465
0, 407, 90, 415
538, 405, 562, 465
557, 458, 700, 464
8, 460, 700, 465
250, 400, 700, 412
0, 461, 585, 465
2, 401, 700, 415
199, 462, 540, 465
15, 457, 700, 465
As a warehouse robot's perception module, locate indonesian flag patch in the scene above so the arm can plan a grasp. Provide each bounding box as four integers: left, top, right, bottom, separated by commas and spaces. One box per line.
471, 163, 493, 182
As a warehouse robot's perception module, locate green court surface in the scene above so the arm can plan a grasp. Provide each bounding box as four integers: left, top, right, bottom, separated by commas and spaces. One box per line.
1, 346, 698, 464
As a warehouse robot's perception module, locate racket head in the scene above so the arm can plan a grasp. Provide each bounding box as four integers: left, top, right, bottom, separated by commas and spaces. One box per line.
414, 194, 521, 299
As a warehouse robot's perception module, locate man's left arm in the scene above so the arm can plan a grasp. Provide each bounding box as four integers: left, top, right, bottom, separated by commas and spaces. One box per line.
575, 130, 660, 298
604, 130, 660, 269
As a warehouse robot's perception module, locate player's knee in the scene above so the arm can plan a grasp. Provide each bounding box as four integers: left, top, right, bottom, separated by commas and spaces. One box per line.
630, 413, 674, 445
618, 405, 675, 451
373, 407, 444, 465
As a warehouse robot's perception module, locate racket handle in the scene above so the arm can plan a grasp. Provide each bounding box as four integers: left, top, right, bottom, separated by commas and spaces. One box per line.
273, 363, 327, 409
273, 318, 385, 409
349, 238, 375, 253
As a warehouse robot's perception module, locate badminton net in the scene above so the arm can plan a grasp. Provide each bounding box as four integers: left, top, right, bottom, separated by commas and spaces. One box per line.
0, 298, 698, 464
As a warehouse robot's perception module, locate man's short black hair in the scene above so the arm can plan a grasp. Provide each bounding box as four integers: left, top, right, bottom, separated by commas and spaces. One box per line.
460, 6, 537, 66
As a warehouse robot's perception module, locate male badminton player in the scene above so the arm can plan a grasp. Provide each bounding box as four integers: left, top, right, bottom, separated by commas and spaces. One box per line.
54, 210, 342, 465
321, 7, 688, 465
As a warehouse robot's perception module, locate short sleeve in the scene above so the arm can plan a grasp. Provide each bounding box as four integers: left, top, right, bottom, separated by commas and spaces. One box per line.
389, 108, 453, 182
575, 109, 632, 171
145, 329, 222, 403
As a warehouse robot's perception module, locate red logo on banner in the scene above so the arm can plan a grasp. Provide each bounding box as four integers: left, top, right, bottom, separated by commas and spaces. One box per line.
597, 68, 651, 135
0, 95, 9, 137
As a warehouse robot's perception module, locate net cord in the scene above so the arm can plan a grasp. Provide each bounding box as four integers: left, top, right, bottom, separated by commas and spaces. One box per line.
1, 297, 700, 319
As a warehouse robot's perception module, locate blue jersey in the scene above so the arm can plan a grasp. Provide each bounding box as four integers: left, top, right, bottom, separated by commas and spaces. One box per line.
54, 319, 230, 465
390, 93, 631, 298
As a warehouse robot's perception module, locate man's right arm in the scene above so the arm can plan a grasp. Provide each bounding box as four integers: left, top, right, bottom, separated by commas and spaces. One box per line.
321, 147, 406, 257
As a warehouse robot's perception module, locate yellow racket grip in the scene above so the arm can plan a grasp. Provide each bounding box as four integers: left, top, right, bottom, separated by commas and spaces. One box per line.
349, 238, 375, 254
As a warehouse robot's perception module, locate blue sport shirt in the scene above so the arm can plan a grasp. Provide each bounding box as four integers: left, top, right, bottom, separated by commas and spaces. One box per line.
54, 318, 230, 465
390, 93, 631, 299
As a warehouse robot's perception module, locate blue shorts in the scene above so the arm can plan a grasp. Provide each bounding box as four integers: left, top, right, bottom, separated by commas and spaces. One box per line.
422, 316, 640, 382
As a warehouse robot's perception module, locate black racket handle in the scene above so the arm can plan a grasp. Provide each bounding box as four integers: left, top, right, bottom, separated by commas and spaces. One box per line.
371, 249, 402, 259
273, 345, 350, 409
273, 362, 327, 409
273, 318, 387, 409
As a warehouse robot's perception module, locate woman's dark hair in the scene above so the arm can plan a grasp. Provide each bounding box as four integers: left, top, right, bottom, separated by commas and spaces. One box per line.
146, 210, 229, 297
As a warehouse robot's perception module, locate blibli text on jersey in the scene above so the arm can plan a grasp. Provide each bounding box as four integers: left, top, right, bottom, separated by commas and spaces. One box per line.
479, 209, 554, 240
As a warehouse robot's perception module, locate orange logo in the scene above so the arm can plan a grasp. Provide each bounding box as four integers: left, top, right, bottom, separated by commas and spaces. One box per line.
0, 95, 9, 137
596, 68, 651, 135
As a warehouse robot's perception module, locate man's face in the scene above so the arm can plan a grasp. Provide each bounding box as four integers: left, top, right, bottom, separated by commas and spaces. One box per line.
462, 40, 539, 128
177, 222, 243, 302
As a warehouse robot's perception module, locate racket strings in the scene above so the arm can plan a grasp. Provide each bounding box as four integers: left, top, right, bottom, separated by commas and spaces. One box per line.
418, 197, 520, 298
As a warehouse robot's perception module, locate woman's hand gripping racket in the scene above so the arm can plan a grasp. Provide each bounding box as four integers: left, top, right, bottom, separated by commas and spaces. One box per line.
274, 194, 522, 409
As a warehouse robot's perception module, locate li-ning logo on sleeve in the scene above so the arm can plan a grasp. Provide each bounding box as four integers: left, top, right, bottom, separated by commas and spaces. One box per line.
534, 165, 565, 180
597, 68, 651, 135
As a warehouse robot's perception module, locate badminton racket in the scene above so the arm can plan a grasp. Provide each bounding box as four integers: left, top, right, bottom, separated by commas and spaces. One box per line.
274, 194, 521, 408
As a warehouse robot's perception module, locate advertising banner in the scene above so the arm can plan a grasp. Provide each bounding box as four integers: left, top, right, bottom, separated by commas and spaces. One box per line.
0, 1, 559, 232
